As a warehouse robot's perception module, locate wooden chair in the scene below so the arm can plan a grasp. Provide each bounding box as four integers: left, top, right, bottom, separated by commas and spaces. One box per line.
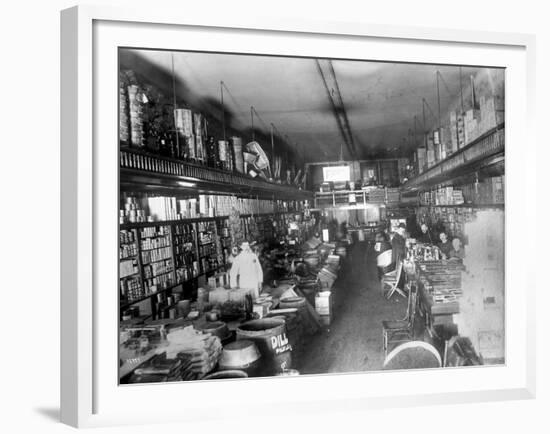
382, 283, 417, 358
382, 260, 406, 299
376, 248, 393, 268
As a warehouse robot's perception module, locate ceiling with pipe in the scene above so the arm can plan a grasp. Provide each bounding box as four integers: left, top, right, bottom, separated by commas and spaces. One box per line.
120, 49, 502, 162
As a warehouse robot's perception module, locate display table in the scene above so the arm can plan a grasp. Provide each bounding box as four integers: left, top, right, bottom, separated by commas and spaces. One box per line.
406, 258, 464, 337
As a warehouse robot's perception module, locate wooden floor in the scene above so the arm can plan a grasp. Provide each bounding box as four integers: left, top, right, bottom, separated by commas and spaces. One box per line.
297, 242, 409, 374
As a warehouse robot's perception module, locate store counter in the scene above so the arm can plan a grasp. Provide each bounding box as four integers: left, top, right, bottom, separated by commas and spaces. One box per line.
405, 253, 464, 337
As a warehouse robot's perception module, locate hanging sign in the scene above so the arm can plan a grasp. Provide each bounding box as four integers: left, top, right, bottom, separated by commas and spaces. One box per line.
323, 165, 350, 182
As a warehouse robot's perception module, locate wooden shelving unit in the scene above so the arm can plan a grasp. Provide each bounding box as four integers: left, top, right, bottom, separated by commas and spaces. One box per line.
119, 137, 312, 320
420, 203, 504, 209
120, 148, 313, 201
402, 123, 504, 191
313, 189, 396, 208
118, 210, 303, 319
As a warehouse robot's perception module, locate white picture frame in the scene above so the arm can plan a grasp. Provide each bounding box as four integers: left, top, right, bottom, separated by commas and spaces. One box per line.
60, 5, 536, 428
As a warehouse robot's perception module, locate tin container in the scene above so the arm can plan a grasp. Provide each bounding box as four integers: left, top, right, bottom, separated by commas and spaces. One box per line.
219, 340, 262, 376
174, 108, 193, 136
231, 136, 244, 173
218, 140, 227, 162
128, 85, 145, 147
185, 135, 196, 159
193, 113, 203, 136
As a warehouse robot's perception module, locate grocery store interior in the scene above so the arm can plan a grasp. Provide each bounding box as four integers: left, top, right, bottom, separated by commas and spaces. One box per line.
118, 48, 505, 383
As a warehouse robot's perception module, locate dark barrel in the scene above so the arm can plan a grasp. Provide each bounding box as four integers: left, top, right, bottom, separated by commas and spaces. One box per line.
236, 318, 292, 375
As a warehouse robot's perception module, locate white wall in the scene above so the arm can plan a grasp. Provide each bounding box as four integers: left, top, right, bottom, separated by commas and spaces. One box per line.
0, 1, 548, 433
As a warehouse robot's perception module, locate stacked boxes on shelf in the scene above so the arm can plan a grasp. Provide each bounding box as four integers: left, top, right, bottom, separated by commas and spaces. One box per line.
479, 96, 498, 133
416, 177, 504, 241
420, 186, 464, 206
440, 126, 452, 159
239, 215, 259, 242
119, 229, 143, 302
172, 222, 198, 284
213, 196, 276, 216
120, 67, 303, 186
475, 176, 505, 204
445, 96, 501, 158
119, 206, 303, 318
449, 112, 459, 154
197, 221, 219, 275
463, 109, 480, 145
459, 176, 505, 205
120, 193, 293, 223
140, 225, 175, 294
120, 196, 147, 224
147, 196, 181, 221
457, 113, 466, 149
416, 147, 427, 174
426, 135, 435, 168
416, 206, 477, 239
433, 129, 444, 161
215, 219, 232, 266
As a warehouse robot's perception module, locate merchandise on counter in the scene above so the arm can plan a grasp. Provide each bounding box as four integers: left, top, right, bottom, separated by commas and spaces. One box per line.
318, 267, 337, 289
207, 272, 229, 289
196, 321, 231, 341
165, 326, 223, 378
315, 291, 332, 316
252, 300, 272, 318
208, 287, 230, 304
176, 300, 191, 318
127, 352, 192, 383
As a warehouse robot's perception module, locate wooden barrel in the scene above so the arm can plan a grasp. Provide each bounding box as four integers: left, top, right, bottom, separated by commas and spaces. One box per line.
276, 299, 307, 365
218, 340, 262, 377
236, 318, 292, 375
279, 297, 306, 309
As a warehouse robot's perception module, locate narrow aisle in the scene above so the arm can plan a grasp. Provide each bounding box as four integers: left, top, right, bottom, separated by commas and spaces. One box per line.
298, 242, 407, 374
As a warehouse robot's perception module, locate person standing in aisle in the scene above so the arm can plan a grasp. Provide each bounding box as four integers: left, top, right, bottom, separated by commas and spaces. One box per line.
386, 223, 407, 292
229, 241, 264, 300
391, 223, 407, 265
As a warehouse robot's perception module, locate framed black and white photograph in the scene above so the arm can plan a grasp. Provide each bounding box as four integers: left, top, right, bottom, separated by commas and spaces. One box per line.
60, 5, 536, 428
